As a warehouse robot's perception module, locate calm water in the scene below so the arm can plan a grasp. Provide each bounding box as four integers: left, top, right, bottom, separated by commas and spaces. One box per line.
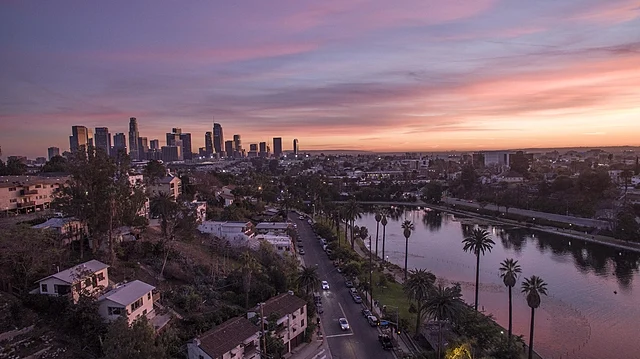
356, 209, 640, 359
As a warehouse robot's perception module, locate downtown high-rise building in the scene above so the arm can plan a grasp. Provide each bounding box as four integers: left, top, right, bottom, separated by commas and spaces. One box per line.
47, 147, 60, 160
113, 133, 127, 155
150, 139, 160, 150
138, 137, 149, 159
293, 138, 299, 155
204, 132, 213, 155
273, 137, 283, 158
179, 133, 192, 160
94, 127, 111, 155
224, 140, 233, 158
166, 128, 181, 146
259, 142, 267, 157
213, 123, 224, 155
233, 134, 242, 157
69, 125, 89, 152
128, 117, 140, 160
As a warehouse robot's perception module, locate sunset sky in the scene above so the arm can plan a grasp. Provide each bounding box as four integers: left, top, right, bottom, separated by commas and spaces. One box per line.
1, 1, 639, 158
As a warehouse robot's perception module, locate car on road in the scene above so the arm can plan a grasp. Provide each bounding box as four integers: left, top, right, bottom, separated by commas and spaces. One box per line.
362, 309, 372, 317
367, 315, 379, 326
297, 238, 302, 243
352, 295, 362, 304
339, 317, 350, 330
321, 281, 330, 290
349, 288, 358, 295
379, 334, 393, 350
299, 215, 305, 220
345, 280, 354, 288
336, 267, 342, 273
298, 248, 305, 255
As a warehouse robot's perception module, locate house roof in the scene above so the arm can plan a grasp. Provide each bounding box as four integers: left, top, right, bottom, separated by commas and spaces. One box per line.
38, 259, 109, 284
256, 293, 306, 317
98, 280, 155, 306
255, 222, 289, 230
32, 217, 77, 230
197, 317, 258, 359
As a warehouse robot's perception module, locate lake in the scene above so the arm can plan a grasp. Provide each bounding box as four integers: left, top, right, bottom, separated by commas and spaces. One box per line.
355, 208, 640, 359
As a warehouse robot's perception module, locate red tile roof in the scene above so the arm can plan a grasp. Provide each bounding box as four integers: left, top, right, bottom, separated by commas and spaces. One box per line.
197, 317, 259, 359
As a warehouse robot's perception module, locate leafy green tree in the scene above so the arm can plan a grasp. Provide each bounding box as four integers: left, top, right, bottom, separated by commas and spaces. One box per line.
462, 228, 495, 310
143, 160, 166, 185
103, 316, 166, 359
425, 285, 464, 359
401, 220, 415, 280
297, 266, 320, 296
422, 182, 444, 203
64, 295, 107, 355
499, 258, 522, 344
344, 199, 362, 249
522, 275, 548, 359
615, 207, 640, 242
404, 269, 436, 336
42, 155, 69, 173
0, 157, 27, 175
240, 249, 261, 309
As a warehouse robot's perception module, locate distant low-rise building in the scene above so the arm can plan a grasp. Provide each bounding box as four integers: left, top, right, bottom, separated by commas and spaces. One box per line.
255, 234, 293, 255
255, 222, 290, 235
0, 176, 68, 214
199, 221, 255, 246
148, 174, 182, 199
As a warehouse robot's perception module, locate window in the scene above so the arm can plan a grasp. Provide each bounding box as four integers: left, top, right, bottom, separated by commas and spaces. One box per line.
9, 187, 16, 191
74, 283, 82, 292
131, 297, 143, 311
41, 284, 48, 293
199, 356, 204, 359
301, 306, 304, 314
143, 309, 148, 315
108, 307, 123, 315
301, 319, 305, 327
96, 272, 105, 281
35, 184, 42, 188
147, 292, 151, 300
9, 199, 17, 203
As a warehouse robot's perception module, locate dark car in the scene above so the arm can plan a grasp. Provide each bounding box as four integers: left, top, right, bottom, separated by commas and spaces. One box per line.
362, 309, 372, 317
353, 295, 362, 304
379, 334, 393, 350
345, 280, 354, 288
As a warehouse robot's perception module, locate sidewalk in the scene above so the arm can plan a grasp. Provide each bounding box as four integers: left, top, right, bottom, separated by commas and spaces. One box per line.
285, 322, 331, 359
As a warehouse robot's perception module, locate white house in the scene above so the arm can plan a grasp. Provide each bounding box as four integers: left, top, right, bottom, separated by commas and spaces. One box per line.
218, 185, 236, 207
255, 234, 293, 255
35, 260, 109, 303
187, 317, 261, 359
255, 222, 290, 235
199, 221, 254, 246
97, 280, 155, 324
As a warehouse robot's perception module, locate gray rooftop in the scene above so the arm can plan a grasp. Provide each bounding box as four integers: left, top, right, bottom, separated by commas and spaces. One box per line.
39, 259, 109, 284
99, 280, 155, 306
255, 222, 289, 230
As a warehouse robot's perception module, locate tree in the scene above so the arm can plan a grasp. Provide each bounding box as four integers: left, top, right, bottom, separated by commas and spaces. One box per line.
425, 285, 464, 359
150, 191, 179, 239
297, 266, 320, 297
375, 211, 382, 257
42, 155, 69, 173
499, 258, 522, 345
381, 214, 388, 263
401, 220, 415, 280
143, 160, 166, 185
344, 199, 362, 249
240, 250, 260, 309
103, 316, 166, 359
422, 182, 444, 203
462, 228, 495, 310
615, 207, 640, 242
522, 275, 548, 359
404, 269, 436, 337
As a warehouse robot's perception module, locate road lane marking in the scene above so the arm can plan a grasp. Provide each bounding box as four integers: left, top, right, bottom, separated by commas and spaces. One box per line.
338, 302, 347, 318
325, 333, 354, 338
311, 349, 326, 359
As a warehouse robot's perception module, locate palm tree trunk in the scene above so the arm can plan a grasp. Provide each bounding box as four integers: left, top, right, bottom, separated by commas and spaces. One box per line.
375, 222, 380, 257
508, 285, 513, 344
474, 252, 480, 310
415, 306, 421, 337
404, 236, 409, 280
350, 220, 355, 249
437, 320, 442, 359
344, 219, 348, 246
382, 226, 386, 262
529, 308, 535, 359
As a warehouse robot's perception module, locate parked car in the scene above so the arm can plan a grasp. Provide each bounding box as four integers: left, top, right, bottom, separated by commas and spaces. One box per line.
379, 334, 393, 350
353, 295, 362, 304
349, 288, 358, 295
339, 317, 350, 330
345, 280, 354, 288
322, 281, 330, 290
367, 315, 379, 326
298, 248, 305, 255
362, 309, 372, 317
299, 215, 305, 220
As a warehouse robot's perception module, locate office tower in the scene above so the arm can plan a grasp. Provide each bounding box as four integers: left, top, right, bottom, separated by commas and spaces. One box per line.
233, 134, 241, 153
293, 139, 299, 155
161, 146, 181, 162
179, 133, 192, 160
47, 147, 60, 160
166, 128, 182, 146
204, 132, 213, 155
87, 129, 94, 147
113, 133, 127, 155
259, 142, 267, 157
69, 125, 89, 152
149, 139, 159, 150
273, 137, 282, 158
94, 127, 111, 155
224, 140, 233, 158
128, 117, 140, 160
213, 123, 224, 154
248, 143, 258, 157
138, 137, 149, 159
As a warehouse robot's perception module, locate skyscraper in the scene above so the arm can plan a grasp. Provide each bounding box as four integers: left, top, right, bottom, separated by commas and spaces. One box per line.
150, 139, 160, 150
293, 139, 299, 155
213, 123, 224, 155
259, 142, 267, 157
87, 129, 94, 147
233, 134, 242, 157
94, 127, 111, 155
69, 125, 89, 152
273, 137, 283, 158
47, 147, 60, 160
204, 132, 213, 155
128, 117, 140, 160
224, 140, 234, 158
113, 133, 127, 155
180, 133, 192, 160
138, 137, 149, 159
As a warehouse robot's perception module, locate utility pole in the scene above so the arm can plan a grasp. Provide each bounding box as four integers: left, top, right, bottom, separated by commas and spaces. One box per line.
260, 302, 267, 359
369, 235, 373, 310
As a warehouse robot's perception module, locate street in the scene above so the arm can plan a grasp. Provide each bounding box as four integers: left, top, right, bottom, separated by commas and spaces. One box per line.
290, 214, 395, 359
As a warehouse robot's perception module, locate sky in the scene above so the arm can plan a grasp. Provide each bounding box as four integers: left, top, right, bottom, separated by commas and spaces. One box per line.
1, 0, 639, 158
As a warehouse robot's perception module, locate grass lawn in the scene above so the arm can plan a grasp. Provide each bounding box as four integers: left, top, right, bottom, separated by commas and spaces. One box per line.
372, 275, 416, 332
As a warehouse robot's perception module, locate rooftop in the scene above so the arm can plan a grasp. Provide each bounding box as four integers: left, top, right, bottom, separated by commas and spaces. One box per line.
38, 259, 109, 284
196, 317, 258, 358
98, 280, 155, 306
0, 175, 69, 188
256, 292, 306, 317
32, 217, 78, 230
255, 222, 289, 230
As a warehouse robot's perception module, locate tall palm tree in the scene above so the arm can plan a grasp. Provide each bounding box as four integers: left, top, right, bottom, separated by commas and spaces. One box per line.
462, 228, 495, 310
345, 199, 362, 249
150, 191, 178, 239
401, 220, 415, 280
240, 250, 260, 309
499, 258, 522, 344
522, 275, 548, 359
381, 214, 388, 263
375, 211, 382, 257
425, 285, 464, 359
297, 266, 320, 297
404, 269, 436, 337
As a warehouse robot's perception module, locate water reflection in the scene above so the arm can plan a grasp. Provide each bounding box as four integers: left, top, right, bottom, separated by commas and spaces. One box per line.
421, 210, 442, 232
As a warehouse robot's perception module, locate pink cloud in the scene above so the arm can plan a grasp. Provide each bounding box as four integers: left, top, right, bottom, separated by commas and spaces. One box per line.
571, 0, 640, 24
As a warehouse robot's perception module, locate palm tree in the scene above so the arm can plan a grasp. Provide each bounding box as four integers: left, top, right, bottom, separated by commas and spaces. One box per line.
425, 285, 464, 359
401, 220, 415, 280
522, 275, 548, 359
404, 269, 436, 337
462, 228, 495, 310
381, 214, 388, 263
345, 199, 362, 249
375, 211, 382, 257
499, 258, 522, 344
297, 266, 320, 297
150, 191, 177, 239
240, 250, 260, 309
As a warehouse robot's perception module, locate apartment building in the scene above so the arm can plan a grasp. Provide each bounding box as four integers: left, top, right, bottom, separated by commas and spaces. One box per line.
0, 176, 69, 214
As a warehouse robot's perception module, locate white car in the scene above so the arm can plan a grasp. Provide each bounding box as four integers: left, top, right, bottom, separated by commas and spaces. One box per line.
339, 317, 350, 330
321, 281, 330, 290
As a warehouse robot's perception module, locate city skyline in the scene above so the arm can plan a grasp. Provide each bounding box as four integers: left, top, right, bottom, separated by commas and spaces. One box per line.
1, 1, 640, 158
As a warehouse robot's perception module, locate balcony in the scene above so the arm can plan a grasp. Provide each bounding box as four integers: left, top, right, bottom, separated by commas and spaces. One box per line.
23, 189, 38, 195
17, 201, 36, 208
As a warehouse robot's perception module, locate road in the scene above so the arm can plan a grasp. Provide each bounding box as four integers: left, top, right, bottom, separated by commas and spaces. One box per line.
290, 213, 394, 359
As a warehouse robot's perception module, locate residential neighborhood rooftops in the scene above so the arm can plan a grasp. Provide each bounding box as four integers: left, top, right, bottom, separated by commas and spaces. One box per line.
196, 317, 258, 358
39, 259, 109, 284
31, 217, 75, 230
257, 292, 306, 317
98, 280, 155, 306
255, 222, 289, 230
